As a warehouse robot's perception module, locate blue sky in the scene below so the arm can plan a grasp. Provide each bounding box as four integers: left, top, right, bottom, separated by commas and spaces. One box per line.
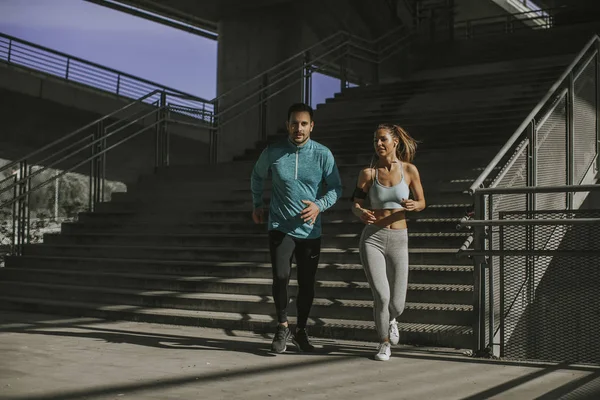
0, 0, 218, 98
0, 0, 339, 104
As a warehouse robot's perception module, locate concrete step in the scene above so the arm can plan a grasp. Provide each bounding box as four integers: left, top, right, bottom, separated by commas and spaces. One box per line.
61, 217, 465, 235
126, 175, 479, 198
92, 192, 473, 213
105, 189, 474, 211
43, 231, 470, 249
248, 127, 518, 152
77, 203, 474, 224
311, 109, 533, 130
0, 296, 474, 348
331, 85, 550, 106
322, 95, 545, 116
0, 281, 473, 326
6, 255, 474, 285
0, 268, 474, 304
318, 101, 534, 117
21, 243, 466, 265
238, 139, 508, 159
119, 182, 471, 203
335, 68, 561, 96
141, 164, 496, 189
333, 86, 548, 105
145, 163, 500, 183
257, 127, 520, 148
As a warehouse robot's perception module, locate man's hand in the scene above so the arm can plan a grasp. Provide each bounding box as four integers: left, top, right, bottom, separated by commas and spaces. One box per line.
252, 208, 265, 224
300, 200, 320, 225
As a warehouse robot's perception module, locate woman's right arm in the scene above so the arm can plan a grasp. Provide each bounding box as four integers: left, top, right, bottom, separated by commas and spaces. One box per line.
351, 168, 376, 224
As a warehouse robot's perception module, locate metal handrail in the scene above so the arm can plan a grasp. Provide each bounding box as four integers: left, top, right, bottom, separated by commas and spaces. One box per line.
0, 103, 164, 201
454, 6, 565, 25
0, 32, 212, 110
213, 27, 418, 126
0, 90, 161, 178
212, 25, 407, 104
217, 50, 351, 129
3, 112, 167, 209
468, 34, 600, 194
461, 218, 600, 227
214, 40, 353, 119
472, 183, 600, 195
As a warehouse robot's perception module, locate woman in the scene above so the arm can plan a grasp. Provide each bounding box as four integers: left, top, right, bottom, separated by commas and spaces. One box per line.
351, 124, 426, 361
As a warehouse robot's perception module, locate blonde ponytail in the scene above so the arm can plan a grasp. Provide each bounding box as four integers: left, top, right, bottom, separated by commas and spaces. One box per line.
375, 124, 418, 162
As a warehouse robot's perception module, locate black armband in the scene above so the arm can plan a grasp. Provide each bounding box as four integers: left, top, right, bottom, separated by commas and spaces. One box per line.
351, 187, 367, 201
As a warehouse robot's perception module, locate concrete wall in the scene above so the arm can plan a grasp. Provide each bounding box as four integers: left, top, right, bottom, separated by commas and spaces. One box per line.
216, 3, 311, 162
214, 0, 402, 162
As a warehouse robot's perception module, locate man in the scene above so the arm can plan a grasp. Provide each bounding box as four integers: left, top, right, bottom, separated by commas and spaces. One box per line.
251, 102, 342, 353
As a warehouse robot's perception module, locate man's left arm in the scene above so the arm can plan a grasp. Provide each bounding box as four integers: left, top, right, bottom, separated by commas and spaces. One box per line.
314, 150, 343, 212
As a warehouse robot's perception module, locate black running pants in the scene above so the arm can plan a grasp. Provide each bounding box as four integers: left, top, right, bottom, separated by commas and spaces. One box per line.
268, 230, 321, 329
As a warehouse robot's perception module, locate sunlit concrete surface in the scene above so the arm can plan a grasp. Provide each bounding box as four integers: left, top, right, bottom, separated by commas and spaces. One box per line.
1, 311, 599, 400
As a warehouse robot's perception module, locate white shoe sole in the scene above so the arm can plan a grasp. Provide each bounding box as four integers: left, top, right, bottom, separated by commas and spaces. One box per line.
375, 354, 390, 361
272, 344, 287, 353
389, 322, 400, 345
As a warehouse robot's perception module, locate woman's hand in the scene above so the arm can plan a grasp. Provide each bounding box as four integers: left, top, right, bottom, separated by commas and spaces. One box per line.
360, 208, 377, 224
401, 198, 425, 212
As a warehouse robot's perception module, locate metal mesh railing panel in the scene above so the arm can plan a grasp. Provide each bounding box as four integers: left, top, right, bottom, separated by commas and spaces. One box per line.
573, 53, 598, 185
487, 141, 529, 342
499, 210, 600, 364
536, 95, 568, 210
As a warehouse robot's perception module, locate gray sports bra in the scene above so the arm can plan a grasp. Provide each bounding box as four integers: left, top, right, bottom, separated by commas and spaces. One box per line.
368, 163, 410, 210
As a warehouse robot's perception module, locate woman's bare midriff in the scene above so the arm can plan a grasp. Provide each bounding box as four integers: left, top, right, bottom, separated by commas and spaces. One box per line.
372, 209, 407, 229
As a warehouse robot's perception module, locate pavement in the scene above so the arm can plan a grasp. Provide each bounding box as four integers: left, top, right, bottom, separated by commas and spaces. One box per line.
1, 311, 599, 400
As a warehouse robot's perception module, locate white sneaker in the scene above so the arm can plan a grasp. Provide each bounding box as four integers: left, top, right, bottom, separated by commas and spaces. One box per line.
389, 318, 400, 345
374, 342, 391, 361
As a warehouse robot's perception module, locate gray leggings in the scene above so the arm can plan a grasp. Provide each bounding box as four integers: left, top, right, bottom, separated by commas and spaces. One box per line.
359, 224, 409, 341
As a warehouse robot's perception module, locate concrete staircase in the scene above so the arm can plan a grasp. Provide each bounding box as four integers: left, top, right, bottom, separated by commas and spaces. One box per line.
0, 53, 571, 349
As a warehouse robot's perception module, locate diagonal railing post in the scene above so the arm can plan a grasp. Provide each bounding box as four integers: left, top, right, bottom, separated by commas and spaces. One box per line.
303, 52, 312, 106
164, 106, 171, 167
89, 127, 96, 212
7, 38, 12, 63
158, 91, 168, 168
340, 42, 348, 92
527, 121, 537, 211
210, 100, 219, 165
596, 41, 600, 175
11, 174, 17, 254
16, 161, 28, 256
472, 191, 487, 355
100, 121, 107, 202
447, 0, 455, 41
259, 73, 269, 140
94, 121, 104, 206
567, 72, 575, 209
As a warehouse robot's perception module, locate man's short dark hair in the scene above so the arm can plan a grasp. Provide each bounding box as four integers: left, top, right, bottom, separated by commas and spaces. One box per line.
287, 103, 314, 121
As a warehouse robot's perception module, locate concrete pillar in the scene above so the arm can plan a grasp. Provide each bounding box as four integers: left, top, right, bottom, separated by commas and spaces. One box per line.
216, 4, 310, 162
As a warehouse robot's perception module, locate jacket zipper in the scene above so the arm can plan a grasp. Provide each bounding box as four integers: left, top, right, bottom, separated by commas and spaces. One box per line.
295, 148, 299, 180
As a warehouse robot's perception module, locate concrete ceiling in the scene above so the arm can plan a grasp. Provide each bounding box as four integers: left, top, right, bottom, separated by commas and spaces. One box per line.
86, 0, 400, 41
